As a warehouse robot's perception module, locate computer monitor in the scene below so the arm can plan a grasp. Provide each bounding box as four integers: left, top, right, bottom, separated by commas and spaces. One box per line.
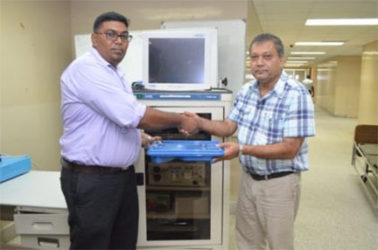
142, 28, 218, 91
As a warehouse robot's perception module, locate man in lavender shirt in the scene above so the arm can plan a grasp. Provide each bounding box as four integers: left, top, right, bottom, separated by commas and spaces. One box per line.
59, 11, 198, 250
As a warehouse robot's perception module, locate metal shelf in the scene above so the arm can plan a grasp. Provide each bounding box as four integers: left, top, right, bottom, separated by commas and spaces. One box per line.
352, 142, 378, 209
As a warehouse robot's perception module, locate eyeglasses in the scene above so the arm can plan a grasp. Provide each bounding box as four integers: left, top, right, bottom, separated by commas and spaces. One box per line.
96, 30, 133, 42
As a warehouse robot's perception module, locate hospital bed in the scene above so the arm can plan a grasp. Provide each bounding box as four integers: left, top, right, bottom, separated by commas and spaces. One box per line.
351, 125, 378, 209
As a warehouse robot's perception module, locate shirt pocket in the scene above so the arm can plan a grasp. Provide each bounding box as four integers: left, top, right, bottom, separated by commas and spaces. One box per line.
255, 113, 285, 145
239, 105, 256, 126
268, 117, 285, 143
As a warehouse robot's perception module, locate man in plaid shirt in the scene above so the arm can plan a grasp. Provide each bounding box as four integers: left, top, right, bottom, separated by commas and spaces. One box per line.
185, 33, 315, 250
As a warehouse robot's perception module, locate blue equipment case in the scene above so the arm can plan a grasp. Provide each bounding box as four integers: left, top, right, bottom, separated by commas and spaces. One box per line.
0, 155, 31, 183
147, 140, 224, 163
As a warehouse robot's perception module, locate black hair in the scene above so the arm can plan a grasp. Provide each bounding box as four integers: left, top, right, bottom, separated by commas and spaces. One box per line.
249, 33, 285, 56
93, 11, 129, 32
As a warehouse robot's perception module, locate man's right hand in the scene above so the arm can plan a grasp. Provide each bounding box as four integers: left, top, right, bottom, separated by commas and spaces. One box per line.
179, 113, 199, 136
183, 111, 238, 138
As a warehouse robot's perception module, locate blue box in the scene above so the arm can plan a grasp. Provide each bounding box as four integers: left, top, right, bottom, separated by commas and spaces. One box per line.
147, 140, 224, 163
0, 156, 31, 183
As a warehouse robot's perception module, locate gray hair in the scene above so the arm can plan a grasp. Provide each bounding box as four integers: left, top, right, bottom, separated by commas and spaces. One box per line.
249, 33, 285, 56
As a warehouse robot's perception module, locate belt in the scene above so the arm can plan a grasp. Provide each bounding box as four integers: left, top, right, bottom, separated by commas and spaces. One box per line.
61, 158, 132, 174
249, 171, 294, 181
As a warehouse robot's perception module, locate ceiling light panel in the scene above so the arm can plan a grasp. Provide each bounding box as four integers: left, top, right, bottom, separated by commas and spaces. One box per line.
291, 51, 326, 55
288, 57, 315, 60
294, 42, 344, 46
286, 61, 308, 64
306, 18, 378, 26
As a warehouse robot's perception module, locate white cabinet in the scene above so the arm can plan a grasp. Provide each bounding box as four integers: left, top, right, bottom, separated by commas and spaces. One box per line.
0, 171, 69, 249
136, 91, 232, 249
14, 213, 69, 249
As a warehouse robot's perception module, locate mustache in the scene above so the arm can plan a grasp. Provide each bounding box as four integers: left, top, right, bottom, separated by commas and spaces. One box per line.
111, 47, 124, 52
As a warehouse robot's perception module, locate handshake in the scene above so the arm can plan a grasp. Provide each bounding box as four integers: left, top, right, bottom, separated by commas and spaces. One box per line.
141, 112, 203, 148
179, 111, 202, 136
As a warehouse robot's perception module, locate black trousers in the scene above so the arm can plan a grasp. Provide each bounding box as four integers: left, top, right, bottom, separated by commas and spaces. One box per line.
60, 165, 139, 249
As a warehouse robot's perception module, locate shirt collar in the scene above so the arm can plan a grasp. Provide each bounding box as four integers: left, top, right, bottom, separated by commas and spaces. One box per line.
90, 48, 111, 67
90, 48, 125, 77
273, 71, 289, 98
250, 71, 288, 99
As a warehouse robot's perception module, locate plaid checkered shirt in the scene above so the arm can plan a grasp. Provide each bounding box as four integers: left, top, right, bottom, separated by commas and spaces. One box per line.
228, 71, 316, 175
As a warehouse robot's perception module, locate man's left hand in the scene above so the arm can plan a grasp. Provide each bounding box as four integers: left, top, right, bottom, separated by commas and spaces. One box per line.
213, 141, 239, 162
141, 132, 162, 148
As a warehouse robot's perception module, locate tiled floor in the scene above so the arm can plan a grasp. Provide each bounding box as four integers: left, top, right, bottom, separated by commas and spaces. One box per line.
228, 106, 377, 250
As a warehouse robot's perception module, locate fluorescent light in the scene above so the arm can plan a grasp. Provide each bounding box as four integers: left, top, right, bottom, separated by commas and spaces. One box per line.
318, 69, 335, 72
291, 51, 326, 55
288, 57, 315, 60
284, 65, 304, 68
363, 51, 378, 55
306, 18, 378, 26
285, 63, 304, 65
295, 41, 344, 46
286, 61, 308, 64
318, 61, 338, 67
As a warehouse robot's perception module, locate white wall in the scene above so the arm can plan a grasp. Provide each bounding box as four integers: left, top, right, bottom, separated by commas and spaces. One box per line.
1, 0, 71, 170
69, 0, 248, 56
315, 56, 361, 118
358, 40, 378, 125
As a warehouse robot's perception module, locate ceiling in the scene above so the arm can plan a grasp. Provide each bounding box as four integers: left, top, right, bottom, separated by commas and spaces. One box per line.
250, 0, 378, 66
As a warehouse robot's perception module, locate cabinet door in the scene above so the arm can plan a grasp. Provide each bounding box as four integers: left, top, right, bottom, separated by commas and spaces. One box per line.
136, 106, 224, 247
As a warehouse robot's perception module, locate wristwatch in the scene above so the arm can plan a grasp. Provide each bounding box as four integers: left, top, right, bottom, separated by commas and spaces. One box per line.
239, 144, 244, 157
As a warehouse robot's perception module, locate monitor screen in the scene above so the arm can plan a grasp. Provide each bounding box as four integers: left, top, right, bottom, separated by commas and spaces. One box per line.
142, 28, 218, 91
149, 38, 205, 85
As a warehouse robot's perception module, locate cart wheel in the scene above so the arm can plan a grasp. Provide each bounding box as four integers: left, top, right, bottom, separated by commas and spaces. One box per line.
361, 176, 368, 183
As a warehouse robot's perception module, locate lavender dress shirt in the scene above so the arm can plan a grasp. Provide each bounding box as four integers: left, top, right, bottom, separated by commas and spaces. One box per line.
59, 48, 146, 167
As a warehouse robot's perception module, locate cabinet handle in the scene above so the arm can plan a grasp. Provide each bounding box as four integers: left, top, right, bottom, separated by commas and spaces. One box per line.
32, 222, 53, 230
37, 237, 60, 248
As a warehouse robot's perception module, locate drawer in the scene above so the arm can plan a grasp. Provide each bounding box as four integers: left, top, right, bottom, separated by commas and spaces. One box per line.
21, 234, 70, 249
14, 213, 69, 235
